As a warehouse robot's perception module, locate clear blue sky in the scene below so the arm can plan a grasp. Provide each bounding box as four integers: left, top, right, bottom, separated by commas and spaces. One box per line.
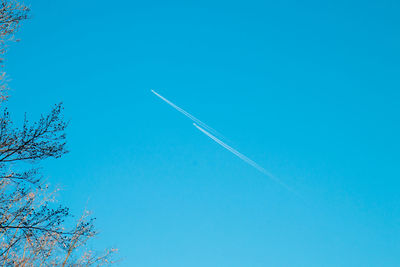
6, 0, 400, 266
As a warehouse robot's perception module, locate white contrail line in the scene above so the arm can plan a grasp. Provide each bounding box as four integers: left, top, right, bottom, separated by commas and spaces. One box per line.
193, 123, 298, 195
151, 89, 223, 137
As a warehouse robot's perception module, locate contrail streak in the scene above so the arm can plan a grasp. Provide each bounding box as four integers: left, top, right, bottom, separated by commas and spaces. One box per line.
193, 123, 298, 195
151, 90, 223, 137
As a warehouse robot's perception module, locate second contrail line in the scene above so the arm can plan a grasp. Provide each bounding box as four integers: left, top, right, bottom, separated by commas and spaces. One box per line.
193, 123, 298, 195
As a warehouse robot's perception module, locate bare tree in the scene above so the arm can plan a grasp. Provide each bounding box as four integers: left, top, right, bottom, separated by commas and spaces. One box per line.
0, 0, 29, 100
0, 1, 117, 265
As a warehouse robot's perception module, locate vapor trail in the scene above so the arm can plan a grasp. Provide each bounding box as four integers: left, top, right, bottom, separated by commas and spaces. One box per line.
151, 90, 222, 137
193, 123, 297, 194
